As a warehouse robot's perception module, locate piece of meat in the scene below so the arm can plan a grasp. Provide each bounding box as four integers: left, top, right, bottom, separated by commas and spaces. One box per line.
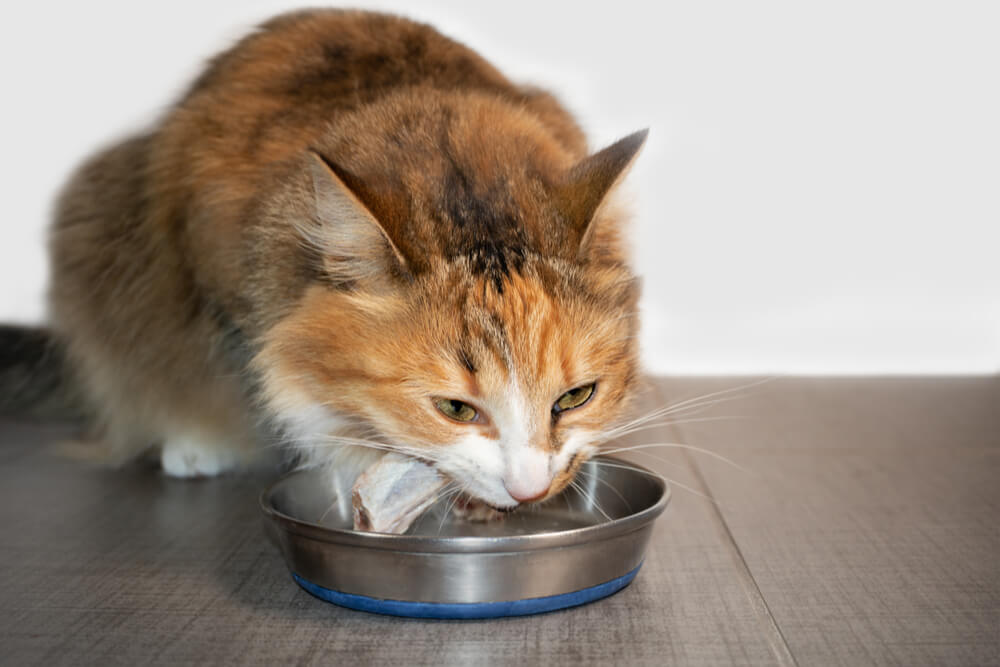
351, 453, 448, 534
452, 497, 507, 523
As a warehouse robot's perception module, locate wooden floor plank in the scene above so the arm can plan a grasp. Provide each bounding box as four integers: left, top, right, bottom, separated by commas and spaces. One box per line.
657, 377, 1000, 667
0, 384, 784, 666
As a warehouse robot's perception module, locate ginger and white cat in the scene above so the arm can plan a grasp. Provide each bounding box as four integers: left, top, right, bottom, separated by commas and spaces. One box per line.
25, 10, 646, 511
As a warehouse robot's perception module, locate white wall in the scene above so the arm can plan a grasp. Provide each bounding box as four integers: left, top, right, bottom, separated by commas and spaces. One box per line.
2, 1, 997, 374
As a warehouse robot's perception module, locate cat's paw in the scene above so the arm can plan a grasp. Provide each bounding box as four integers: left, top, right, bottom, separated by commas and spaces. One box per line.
160, 436, 240, 478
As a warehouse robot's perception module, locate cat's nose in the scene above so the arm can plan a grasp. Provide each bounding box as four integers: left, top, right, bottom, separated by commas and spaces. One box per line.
504, 448, 552, 503
504, 474, 552, 503
505, 484, 551, 503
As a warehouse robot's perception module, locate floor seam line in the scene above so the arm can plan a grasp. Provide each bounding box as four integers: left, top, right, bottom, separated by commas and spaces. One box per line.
655, 379, 799, 667
683, 447, 799, 667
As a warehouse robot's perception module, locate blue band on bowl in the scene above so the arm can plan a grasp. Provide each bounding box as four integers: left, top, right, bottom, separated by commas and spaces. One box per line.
292, 564, 642, 619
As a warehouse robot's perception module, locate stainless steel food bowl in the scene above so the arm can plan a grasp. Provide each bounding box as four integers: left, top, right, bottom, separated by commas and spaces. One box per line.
260, 456, 669, 618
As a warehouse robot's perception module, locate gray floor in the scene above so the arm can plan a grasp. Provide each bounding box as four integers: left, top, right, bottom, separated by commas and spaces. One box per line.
1, 377, 998, 666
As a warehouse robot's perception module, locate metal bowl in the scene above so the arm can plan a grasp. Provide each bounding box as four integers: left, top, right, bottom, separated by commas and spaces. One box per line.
260, 456, 670, 618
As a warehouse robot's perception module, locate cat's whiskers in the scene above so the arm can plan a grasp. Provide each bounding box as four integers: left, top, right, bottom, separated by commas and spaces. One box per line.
601, 394, 748, 438
436, 483, 467, 535
588, 459, 729, 510
281, 433, 449, 466
286, 430, 432, 452
654, 377, 775, 416
568, 478, 612, 522
598, 442, 749, 473
270, 435, 416, 457
598, 415, 746, 441
317, 497, 342, 525
593, 378, 774, 455
573, 467, 633, 513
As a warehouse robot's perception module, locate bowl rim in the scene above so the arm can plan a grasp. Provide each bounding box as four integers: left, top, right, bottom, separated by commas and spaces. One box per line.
260, 455, 670, 554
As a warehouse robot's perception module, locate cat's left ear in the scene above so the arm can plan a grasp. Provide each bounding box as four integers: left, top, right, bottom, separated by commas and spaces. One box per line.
556, 129, 648, 257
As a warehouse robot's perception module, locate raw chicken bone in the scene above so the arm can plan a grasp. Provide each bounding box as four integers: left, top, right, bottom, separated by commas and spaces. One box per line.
351, 453, 448, 534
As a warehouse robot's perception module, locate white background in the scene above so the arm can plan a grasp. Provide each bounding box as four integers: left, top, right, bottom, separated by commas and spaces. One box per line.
2, 1, 997, 374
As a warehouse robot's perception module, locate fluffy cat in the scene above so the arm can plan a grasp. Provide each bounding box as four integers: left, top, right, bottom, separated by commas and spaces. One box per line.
14, 9, 645, 510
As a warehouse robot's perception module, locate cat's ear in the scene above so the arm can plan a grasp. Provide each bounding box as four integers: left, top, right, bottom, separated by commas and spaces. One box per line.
303, 151, 411, 287
556, 129, 648, 257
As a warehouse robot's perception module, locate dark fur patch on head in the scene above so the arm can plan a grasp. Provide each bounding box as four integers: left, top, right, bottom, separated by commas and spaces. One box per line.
438, 157, 528, 293
458, 348, 477, 374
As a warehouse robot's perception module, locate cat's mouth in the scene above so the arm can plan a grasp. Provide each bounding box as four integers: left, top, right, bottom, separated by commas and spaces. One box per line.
449, 494, 519, 522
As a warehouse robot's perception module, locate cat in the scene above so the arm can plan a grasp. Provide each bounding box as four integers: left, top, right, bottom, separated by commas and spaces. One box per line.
5, 9, 645, 511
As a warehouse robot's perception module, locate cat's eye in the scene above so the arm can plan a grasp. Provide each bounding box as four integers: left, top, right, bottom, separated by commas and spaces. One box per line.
553, 383, 596, 414
434, 398, 479, 423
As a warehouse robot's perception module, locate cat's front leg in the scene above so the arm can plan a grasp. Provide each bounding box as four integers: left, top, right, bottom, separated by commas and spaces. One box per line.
160, 433, 248, 478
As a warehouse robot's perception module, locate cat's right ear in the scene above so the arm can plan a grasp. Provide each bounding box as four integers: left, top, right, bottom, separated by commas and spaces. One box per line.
556, 129, 648, 258
301, 151, 411, 288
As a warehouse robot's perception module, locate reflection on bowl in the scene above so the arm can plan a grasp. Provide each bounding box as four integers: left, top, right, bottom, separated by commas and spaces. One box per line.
260, 456, 670, 618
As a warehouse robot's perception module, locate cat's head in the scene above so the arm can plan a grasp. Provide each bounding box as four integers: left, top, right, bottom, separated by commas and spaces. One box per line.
257, 109, 645, 509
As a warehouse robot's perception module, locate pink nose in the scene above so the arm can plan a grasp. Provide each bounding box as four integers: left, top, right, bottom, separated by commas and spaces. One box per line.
505, 483, 551, 503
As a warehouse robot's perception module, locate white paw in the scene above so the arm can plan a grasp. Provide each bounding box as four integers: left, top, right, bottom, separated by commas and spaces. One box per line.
161, 436, 240, 478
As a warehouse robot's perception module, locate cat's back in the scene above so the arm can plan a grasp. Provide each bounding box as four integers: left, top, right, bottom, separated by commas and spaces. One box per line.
188, 10, 513, 111
162, 10, 582, 168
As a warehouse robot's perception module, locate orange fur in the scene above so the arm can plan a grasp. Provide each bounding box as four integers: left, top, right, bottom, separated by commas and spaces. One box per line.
49, 9, 645, 502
